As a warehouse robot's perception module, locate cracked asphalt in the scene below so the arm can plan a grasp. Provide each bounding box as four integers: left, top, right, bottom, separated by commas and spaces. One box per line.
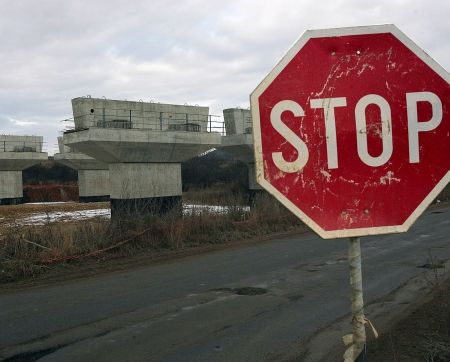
1, 206, 449, 361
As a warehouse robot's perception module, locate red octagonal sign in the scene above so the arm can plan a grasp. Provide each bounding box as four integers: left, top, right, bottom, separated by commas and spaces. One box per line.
251, 25, 450, 239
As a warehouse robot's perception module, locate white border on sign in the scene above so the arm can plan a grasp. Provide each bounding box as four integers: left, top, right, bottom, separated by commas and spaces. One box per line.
250, 24, 450, 239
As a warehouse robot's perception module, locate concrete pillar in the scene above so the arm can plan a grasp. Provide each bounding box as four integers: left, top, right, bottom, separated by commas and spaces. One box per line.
0, 171, 23, 205
247, 163, 264, 204
65, 98, 221, 217
54, 136, 110, 203
247, 162, 262, 190
0, 135, 48, 204
223, 108, 252, 135
109, 163, 182, 217
78, 169, 110, 202
220, 109, 262, 199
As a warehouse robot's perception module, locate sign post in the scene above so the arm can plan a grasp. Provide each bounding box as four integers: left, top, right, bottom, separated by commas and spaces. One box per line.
251, 24, 449, 361
346, 237, 366, 361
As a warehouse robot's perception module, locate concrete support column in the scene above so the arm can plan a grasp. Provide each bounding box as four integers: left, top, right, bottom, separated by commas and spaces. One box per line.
247, 163, 264, 204
0, 171, 23, 205
78, 169, 110, 202
109, 163, 182, 217
247, 163, 262, 191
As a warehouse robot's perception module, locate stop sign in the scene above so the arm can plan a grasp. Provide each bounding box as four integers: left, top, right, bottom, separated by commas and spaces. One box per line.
251, 25, 450, 238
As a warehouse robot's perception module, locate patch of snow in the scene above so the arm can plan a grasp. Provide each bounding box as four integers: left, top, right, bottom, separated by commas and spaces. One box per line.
183, 203, 249, 216
13, 203, 250, 226
25, 202, 68, 205
18, 208, 111, 225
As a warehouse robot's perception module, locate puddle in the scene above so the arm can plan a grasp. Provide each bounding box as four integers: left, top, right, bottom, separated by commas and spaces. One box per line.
213, 286, 268, 296
234, 287, 267, 296
417, 263, 445, 269
287, 294, 304, 301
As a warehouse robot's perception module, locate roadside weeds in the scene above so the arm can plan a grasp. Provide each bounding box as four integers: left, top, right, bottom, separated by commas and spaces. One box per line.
0, 193, 306, 284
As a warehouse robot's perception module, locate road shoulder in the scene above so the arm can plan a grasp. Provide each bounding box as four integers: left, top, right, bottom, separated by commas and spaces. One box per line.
296, 260, 450, 362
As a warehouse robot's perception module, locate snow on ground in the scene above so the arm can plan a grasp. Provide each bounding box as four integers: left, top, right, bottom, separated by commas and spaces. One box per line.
14, 204, 250, 226
184, 203, 249, 216
18, 208, 111, 225
25, 202, 68, 205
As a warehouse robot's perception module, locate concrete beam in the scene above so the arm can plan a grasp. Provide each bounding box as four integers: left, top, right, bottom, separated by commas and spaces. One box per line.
54, 152, 108, 171
0, 152, 48, 171
64, 128, 220, 164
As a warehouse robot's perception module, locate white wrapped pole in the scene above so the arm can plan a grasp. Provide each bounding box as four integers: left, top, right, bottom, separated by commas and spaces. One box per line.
344, 236, 366, 361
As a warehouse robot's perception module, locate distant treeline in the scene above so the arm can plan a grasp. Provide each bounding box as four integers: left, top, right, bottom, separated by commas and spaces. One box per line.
21, 152, 450, 200
23, 157, 77, 185
181, 149, 247, 191
22, 150, 249, 191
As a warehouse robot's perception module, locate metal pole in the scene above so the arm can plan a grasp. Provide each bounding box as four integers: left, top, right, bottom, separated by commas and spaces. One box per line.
346, 236, 366, 361
159, 112, 163, 130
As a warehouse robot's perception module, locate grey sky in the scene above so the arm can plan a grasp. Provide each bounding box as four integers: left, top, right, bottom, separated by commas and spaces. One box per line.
0, 0, 448, 154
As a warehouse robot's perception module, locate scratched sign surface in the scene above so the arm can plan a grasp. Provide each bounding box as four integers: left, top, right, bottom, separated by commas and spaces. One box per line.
251, 25, 450, 238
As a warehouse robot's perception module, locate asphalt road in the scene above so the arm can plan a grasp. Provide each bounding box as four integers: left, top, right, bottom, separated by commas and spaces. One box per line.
1, 206, 449, 361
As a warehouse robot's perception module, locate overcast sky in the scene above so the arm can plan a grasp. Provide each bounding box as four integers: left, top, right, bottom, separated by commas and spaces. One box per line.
0, 0, 448, 154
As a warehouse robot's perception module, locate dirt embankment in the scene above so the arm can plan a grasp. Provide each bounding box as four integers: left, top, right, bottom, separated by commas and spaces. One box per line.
366, 278, 450, 362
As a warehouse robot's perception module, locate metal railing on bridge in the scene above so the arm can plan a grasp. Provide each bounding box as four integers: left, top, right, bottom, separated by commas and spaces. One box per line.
64, 107, 253, 136
0, 141, 45, 153
69, 107, 226, 133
